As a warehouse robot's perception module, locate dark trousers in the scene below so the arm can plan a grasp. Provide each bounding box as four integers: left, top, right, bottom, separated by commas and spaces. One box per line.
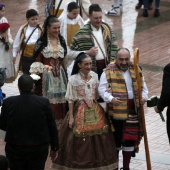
167, 107, 170, 143
21, 56, 35, 74
96, 59, 106, 80
139, 0, 153, 3
5, 143, 48, 170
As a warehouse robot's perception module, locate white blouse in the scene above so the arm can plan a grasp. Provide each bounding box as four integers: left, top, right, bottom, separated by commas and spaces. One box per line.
65, 71, 99, 107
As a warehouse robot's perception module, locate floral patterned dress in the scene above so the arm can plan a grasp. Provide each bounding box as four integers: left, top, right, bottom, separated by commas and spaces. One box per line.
51, 71, 118, 170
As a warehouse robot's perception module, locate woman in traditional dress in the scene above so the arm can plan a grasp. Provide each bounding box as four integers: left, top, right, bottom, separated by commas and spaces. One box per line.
29, 15, 68, 130
51, 52, 118, 170
59, 1, 84, 78
0, 23, 15, 83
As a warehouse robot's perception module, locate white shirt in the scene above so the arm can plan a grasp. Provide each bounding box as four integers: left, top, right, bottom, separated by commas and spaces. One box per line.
91, 25, 106, 60
13, 25, 39, 57
98, 70, 148, 103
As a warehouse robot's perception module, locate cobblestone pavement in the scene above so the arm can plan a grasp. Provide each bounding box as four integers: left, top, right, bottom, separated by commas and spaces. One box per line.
0, 0, 170, 169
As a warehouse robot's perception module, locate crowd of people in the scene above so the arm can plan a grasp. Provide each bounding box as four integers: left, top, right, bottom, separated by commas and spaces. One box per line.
0, 1, 167, 170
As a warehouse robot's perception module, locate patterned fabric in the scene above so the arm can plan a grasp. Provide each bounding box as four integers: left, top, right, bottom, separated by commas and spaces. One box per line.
70, 21, 118, 72
73, 101, 108, 137
105, 62, 144, 120
123, 99, 139, 141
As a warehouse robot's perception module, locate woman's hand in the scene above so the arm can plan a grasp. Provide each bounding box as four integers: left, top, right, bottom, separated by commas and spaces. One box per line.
105, 88, 112, 93
69, 116, 74, 129
44, 65, 52, 71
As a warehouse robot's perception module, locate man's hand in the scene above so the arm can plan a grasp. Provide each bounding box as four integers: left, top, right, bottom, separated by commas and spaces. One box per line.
154, 106, 159, 113
86, 47, 98, 57
140, 98, 146, 105
50, 150, 58, 161
111, 97, 122, 105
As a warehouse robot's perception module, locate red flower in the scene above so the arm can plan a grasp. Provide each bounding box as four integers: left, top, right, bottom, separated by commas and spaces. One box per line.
0, 23, 10, 33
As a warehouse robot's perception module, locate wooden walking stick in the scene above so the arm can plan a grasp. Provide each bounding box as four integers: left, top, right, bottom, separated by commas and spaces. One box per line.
134, 48, 151, 170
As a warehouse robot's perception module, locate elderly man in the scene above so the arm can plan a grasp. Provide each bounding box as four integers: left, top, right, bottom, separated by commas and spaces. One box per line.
98, 48, 148, 170
69, 4, 118, 79
0, 74, 59, 170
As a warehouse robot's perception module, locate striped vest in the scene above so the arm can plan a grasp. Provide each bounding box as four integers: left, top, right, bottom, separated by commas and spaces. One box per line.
105, 62, 144, 120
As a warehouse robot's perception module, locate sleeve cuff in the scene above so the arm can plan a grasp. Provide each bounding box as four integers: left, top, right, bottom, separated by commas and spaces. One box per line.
108, 96, 114, 103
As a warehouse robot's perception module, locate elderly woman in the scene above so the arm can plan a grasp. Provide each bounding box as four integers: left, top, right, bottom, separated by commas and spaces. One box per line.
30, 15, 68, 130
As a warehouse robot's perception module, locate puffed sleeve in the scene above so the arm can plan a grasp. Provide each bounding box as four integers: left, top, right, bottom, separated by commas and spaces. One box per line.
65, 79, 78, 103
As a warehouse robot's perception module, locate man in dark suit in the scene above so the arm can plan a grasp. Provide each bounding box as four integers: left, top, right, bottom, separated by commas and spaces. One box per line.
0, 74, 59, 170
155, 63, 170, 144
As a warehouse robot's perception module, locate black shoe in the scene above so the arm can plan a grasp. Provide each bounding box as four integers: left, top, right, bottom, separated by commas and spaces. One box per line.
154, 9, 160, 17
135, 2, 142, 10
143, 9, 148, 17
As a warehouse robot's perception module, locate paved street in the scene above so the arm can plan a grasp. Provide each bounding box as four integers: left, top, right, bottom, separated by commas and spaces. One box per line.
0, 0, 170, 169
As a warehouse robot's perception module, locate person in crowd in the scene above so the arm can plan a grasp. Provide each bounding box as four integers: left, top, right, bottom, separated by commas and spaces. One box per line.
98, 48, 148, 170
0, 155, 10, 170
51, 52, 118, 170
135, 0, 153, 10
0, 3, 12, 39
105, 0, 123, 16
58, 1, 84, 78
0, 68, 6, 106
155, 63, 170, 143
13, 9, 43, 74
0, 23, 15, 83
0, 74, 59, 170
143, 0, 160, 17
53, 0, 91, 17
70, 4, 118, 80
30, 15, 68, 130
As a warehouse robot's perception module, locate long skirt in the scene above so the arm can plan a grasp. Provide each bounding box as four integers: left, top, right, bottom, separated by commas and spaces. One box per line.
51, 102, 118, 170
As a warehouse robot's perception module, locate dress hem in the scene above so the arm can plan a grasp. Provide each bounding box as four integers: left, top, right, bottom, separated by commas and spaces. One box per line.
51, 162, 118, 170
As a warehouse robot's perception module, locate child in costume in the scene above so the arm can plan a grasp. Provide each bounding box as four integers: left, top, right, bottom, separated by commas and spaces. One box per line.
13, 9, 43, 74
0, 22, 15, 83
58, 1, 84, 78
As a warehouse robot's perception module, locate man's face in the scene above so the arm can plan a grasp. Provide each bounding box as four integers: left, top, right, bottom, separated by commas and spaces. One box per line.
89, 11, 102, 30
115, 50, 131, 71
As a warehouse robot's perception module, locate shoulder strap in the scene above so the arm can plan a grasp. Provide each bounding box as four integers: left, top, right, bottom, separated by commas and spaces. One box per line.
21, 25, 39, 56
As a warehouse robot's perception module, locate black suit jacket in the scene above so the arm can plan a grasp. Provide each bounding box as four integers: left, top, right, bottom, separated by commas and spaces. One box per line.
157, 63, 170, 112
0, 92, 59, 151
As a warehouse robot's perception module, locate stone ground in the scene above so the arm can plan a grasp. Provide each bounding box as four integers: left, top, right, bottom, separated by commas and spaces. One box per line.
0, 0, 170, 169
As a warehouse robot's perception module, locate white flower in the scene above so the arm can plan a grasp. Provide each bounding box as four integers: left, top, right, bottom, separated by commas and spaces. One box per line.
30, 74, 41, 81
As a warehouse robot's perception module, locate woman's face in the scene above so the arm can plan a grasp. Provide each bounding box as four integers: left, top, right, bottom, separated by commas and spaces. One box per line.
0, 6, 5, 18
48, 22, 60, 38
78, 57, 92, 75
67, 8, 79, 19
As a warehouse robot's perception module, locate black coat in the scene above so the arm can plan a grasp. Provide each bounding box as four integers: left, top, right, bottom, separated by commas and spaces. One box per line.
157, 63, 170, 112
0, 92, 59, 151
